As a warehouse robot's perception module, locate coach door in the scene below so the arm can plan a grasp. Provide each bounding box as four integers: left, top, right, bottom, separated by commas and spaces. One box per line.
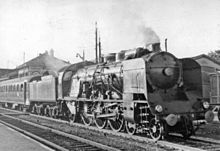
24, 82, 30, 105
24, 82, 26, 104
210, 72, 220, 105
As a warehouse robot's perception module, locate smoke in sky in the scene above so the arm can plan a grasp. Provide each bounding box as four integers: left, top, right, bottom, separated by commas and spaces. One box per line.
139, 26, 160, 47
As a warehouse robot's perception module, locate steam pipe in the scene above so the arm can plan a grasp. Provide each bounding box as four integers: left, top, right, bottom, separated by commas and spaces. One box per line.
165, 38, 168, 52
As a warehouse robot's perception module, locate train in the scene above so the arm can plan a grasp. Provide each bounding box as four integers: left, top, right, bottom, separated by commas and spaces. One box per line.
0, 43, 214, 141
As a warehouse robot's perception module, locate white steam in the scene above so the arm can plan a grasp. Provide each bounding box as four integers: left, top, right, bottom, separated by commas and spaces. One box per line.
139, 26, 160, 47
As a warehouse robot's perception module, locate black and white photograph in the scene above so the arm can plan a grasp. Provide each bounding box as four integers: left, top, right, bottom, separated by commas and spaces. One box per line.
0, 0, 220, 150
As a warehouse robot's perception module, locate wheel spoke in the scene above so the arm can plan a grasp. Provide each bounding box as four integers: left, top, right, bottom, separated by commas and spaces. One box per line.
149, 119, 162, 141
109, 115, 124, 132
81, 103, 93, 126
69, 113, 76, 123
125, 121, 136, 135
94, 117, 107, 129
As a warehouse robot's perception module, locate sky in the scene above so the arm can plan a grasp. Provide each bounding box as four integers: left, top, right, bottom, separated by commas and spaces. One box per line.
0, 0, 220, 68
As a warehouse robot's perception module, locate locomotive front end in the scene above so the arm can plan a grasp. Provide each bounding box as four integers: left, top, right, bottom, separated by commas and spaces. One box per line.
143, 51, 214, 138
144, 51, 181, 90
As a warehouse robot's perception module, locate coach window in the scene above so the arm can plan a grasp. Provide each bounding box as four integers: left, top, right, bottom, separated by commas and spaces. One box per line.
17, 84, 19, 91
20, 84, 23, 91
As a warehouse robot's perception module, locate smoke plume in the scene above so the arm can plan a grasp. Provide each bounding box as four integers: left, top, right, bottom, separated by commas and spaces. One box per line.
140, 26, 160, 47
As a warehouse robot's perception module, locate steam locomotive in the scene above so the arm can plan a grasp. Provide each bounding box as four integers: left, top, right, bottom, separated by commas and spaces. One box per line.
0, 43, 214, 140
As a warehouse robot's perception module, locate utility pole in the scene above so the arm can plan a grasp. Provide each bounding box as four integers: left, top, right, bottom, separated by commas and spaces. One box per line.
98, 32, 102, 63
95, 22, 98, 63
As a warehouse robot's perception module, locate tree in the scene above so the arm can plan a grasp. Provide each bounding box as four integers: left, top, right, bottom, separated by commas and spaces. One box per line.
208, 50, 220, 62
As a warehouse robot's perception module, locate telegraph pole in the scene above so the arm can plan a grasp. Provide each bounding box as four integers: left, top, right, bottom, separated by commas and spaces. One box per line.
98, 32, 102, 63
95, 22, 98, 63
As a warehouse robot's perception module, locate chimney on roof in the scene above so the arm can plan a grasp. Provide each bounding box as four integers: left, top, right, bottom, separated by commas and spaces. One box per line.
49, 49, 54, 57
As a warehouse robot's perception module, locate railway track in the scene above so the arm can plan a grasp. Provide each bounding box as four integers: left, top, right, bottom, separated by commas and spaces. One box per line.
164, 135, 220, 151
30, 113, 220, 151
1, 107, 220, 151
0, 112, 121, 151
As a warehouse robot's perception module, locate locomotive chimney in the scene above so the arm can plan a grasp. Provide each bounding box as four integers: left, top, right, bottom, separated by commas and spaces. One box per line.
152, 43, 161, 52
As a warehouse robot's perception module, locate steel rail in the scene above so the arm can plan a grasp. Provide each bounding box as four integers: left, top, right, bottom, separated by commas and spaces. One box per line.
0, 112, 121, 151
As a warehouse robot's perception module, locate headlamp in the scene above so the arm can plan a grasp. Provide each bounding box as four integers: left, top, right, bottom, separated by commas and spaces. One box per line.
203, 101, 209, 109
155, 105, 163, 112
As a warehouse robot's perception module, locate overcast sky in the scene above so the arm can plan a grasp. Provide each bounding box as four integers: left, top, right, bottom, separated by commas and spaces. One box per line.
0, 0, 220, 68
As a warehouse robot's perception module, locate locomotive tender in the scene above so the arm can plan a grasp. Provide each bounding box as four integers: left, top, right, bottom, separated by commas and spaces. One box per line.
0, 43, 214, 140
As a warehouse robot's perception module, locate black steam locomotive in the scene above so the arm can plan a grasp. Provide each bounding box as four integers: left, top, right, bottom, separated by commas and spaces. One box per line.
0, 43, 214, 140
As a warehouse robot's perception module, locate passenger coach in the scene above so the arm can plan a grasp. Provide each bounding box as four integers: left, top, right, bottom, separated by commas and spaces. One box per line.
0, 76, 40, 110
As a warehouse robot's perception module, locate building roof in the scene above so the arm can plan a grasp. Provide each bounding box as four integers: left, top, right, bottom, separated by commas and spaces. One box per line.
0, 68, 14, 77
192, 54, 220, 66
16, 51, 70, 72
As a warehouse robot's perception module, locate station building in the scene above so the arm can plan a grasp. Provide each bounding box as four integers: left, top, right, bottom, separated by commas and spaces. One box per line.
0, 50, 70, 80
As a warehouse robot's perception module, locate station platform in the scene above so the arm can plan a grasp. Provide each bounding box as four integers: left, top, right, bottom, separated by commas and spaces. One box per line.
0, 123, 53, 151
